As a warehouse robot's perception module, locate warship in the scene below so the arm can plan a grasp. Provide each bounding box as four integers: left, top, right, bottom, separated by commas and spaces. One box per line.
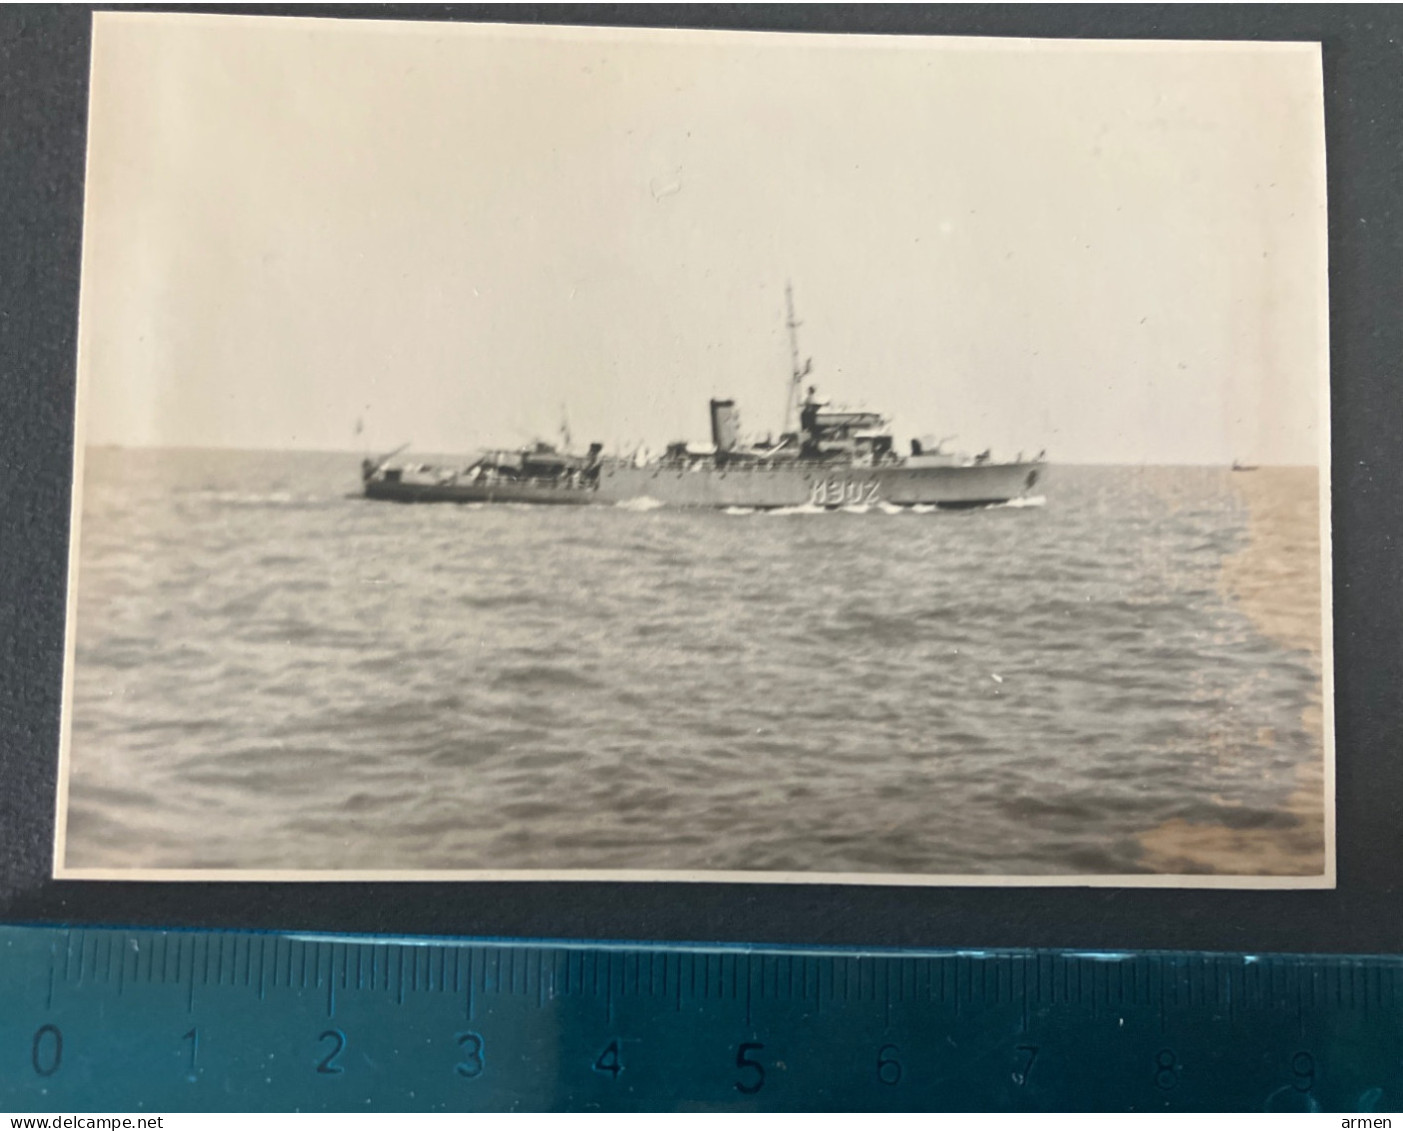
362, 288, 1045, 510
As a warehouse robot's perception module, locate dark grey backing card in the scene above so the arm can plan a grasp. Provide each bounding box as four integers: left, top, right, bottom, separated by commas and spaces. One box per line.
2, 4, 1397, 950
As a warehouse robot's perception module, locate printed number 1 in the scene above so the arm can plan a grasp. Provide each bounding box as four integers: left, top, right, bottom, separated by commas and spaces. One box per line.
182, 1028, 199, 1080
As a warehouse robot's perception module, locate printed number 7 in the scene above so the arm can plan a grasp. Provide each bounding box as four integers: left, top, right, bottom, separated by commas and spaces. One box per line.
1013, 1045, 1039, 1086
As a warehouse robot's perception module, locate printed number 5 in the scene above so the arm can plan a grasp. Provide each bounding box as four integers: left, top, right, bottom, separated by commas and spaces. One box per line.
735, 1042, 765, 1095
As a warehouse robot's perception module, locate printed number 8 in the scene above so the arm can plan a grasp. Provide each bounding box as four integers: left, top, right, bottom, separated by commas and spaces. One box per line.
1154, 1049, 1179, 1090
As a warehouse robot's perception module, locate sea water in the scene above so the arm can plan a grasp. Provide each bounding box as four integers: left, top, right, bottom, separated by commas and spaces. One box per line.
62, 450, 1325, 876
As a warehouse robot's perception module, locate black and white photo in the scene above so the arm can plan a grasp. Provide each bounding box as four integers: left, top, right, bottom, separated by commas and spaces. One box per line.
56, 14, 1332, 885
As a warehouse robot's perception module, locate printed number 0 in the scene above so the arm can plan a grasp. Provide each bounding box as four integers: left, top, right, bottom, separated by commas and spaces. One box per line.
877, 1044, 902, 1086
456, 1031, 485, 1078
735, 1042, 765, 1095
31, 1025, 62, 1077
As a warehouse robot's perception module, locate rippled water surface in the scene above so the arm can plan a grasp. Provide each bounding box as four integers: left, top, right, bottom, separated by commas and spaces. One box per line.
63, 450, 1326, 877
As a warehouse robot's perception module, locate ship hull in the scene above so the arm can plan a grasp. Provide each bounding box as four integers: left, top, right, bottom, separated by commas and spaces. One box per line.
594, 460, 1044, 508
363, 479, 596, 505
364, 461, 1044, 509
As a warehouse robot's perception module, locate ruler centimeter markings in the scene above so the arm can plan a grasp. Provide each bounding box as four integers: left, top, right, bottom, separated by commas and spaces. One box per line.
1, 927, 1399, 1112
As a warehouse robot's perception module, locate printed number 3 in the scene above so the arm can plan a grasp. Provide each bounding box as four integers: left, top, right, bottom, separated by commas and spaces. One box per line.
456, 1031, 485, 1078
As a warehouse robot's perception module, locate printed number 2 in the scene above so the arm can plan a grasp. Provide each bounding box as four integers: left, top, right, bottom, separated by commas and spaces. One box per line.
316, 1029, 345, 1075
735, 1042, 765, 1095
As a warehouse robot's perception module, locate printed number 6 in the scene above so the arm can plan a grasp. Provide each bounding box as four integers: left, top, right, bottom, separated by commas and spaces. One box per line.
877, 1044, 902, 1086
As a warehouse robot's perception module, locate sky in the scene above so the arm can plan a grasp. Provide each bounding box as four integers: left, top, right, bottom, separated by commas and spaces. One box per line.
76, 14, 1329, 465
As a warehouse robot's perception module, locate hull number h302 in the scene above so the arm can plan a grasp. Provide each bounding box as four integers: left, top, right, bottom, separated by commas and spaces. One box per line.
810, 478, 881, 507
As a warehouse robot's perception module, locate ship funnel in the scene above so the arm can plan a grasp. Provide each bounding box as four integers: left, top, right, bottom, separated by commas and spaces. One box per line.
710, 399, 740, 452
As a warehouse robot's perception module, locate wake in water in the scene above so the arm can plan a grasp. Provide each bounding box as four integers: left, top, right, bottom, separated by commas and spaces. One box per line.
718, 497, 1048, 517
191, 489, 329, 510
614, 496, 667, 512
614, 494, 1044, 518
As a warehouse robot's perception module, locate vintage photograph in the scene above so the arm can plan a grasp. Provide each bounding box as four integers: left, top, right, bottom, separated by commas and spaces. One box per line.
56, 13, 1332, 884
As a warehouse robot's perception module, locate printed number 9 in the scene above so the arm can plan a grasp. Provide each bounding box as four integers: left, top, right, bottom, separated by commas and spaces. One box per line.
1292, 1052, 1315, 1093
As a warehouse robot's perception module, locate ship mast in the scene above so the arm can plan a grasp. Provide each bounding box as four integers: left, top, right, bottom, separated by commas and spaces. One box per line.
782, 281, 812, 435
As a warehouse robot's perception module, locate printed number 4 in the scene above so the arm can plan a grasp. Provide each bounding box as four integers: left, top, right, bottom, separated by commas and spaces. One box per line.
594, 1040, 623, 1078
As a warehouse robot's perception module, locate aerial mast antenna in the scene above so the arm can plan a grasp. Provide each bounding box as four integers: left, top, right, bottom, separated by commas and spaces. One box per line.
783, 281, 812, 435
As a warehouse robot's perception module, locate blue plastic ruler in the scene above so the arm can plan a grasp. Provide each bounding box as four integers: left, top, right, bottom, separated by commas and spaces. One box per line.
0, 926, 1397, 1112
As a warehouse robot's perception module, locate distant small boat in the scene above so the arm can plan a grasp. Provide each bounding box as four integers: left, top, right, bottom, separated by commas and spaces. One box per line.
1231, 460, 1259, 472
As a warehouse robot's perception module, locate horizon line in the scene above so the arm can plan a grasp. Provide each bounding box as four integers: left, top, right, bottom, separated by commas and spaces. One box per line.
80, 441, 1321, 470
